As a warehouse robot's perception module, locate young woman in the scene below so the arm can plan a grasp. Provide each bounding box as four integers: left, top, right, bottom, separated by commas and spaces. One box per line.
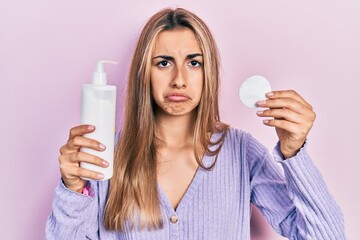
46, 8, 345, 239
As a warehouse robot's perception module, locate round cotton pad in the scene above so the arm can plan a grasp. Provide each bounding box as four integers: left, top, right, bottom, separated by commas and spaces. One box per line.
239, 75, 272, 108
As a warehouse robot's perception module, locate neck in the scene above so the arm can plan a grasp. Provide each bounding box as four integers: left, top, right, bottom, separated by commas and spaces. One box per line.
155, 111, 196, 147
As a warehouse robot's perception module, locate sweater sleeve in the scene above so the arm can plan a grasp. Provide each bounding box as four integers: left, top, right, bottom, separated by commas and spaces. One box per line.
45, 180, 100, 240
249, 137, 345, 239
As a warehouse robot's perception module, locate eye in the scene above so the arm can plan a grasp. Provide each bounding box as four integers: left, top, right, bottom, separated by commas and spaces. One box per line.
188, 60, 202, 67
157, 60, 171, 68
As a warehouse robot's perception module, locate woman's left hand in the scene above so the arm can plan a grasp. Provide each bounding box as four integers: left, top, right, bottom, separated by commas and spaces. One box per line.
256, 90, 316, 159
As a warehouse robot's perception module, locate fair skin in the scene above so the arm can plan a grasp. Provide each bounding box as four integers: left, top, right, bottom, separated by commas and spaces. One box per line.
57, 28, 316, 208
151, 28, 204, 209
58, 125, 107, 193
257, 91, 316, 158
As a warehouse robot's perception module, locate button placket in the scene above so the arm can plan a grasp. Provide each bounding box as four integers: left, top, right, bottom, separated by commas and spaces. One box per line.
170, 215, 179, 224
169, 213, 180, 239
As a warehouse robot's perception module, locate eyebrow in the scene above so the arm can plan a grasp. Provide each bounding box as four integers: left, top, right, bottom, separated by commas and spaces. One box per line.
152, 53, 203, 61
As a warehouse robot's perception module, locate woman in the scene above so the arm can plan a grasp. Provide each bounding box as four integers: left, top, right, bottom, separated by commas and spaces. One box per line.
46, 8, 345, 239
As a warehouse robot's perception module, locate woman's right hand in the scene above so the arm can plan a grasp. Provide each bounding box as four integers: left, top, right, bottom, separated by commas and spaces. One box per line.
58, 125, 109, 193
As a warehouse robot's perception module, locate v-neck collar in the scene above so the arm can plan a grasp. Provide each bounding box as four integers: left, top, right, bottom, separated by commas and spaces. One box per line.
157, 132, 222, 215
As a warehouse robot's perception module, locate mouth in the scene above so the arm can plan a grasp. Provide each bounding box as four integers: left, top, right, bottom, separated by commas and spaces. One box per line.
165, 93, 191, 102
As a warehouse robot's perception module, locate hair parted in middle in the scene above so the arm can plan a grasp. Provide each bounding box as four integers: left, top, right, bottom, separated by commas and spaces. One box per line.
104, 7, 229, 231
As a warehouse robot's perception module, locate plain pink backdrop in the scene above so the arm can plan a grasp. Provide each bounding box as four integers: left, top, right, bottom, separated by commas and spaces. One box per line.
1, 1, 359, 239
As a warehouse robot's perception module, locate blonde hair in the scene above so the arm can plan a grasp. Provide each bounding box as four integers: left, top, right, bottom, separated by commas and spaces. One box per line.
104, 7, 229, 231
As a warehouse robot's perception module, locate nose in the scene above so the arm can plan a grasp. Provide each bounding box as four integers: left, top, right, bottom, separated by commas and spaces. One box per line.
171, 66, 186, 89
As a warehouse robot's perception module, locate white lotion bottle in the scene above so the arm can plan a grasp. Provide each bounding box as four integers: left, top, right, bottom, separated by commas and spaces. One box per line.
80, 60, 117, 180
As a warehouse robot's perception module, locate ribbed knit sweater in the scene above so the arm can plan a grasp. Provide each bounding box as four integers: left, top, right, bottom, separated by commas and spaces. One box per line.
46, 128, 345, 239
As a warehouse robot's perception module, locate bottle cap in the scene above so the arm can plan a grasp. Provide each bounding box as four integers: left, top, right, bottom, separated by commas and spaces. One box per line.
92, 60, 118, 85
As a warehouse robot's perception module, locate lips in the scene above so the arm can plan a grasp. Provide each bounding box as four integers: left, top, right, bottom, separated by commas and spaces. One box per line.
165, 93, 191, 102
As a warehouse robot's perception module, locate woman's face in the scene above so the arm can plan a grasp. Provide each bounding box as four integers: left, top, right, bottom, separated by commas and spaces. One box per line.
150, 28, 204, 117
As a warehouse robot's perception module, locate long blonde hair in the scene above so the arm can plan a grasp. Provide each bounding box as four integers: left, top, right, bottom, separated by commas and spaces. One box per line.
104, 7, 229, 231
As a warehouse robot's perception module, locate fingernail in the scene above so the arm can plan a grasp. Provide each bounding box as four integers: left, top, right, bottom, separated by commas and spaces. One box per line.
266, 92, 274, 97
102, 160, 109, 167
99, 144, 106, 150
97, 173, 104, 179
256, 110, 264, 115
88, 125, 95, 130
263, 119, 270, 124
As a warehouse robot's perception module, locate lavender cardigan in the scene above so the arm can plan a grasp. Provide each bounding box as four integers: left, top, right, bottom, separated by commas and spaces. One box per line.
46, 128, 345, 239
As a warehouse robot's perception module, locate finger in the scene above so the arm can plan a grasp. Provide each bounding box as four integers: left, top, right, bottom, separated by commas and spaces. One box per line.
257, 98, 313, 116
69, 125, 96, 139
266, 90, 313, 110
61, 136, 106, 154
69, 136, 106, 150
257, 108, 305, 124
263, 119, 310, 137
59, 151, 109, 169
62, 165, 105, 180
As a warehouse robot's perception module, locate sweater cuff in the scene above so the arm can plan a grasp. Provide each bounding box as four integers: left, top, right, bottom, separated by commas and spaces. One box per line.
50, 180, 98, 229
55, 180, 95, 205
273, 140, 308, 162
60, 179, 95, 197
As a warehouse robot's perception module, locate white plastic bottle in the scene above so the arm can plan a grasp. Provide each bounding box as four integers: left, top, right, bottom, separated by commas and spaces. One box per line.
80, 60, 117, 180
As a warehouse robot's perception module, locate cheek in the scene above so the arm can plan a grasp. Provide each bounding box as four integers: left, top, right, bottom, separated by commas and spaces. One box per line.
150, 70, 170, 90
150, 72, 161, 94
192, 72, 204, 96
150, 81, 165, 106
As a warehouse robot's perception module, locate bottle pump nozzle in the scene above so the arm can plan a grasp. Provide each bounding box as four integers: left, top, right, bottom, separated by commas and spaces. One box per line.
93, 60, 118, 85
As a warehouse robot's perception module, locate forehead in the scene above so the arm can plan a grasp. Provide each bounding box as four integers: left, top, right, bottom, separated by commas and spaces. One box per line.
152, 28, 202, 55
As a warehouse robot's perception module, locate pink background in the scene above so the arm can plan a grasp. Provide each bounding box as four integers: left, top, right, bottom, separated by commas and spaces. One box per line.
1, 0, 359, 239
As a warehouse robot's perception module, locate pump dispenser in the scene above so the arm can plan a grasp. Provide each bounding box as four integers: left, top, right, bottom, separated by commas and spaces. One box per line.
80, 60, 117, 180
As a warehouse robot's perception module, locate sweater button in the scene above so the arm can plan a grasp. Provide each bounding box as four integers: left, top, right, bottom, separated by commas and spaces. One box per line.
170, 215, 178, 224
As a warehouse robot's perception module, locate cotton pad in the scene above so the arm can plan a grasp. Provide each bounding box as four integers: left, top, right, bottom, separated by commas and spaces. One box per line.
239, 75, 272, 108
